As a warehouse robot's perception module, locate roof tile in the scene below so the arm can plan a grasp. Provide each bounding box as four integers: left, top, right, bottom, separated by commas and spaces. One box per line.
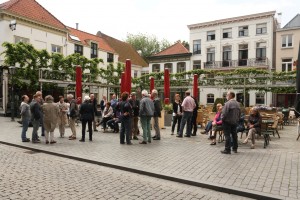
153, 42, 189, 56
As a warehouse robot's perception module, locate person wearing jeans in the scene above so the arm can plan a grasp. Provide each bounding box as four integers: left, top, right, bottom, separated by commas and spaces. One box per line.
30, 94, 42, 143
119, 92, 133, 145
139, 90, 154, 144
221, 91, 240, 154
20, 95, 31, 142
177, 91, 196, 138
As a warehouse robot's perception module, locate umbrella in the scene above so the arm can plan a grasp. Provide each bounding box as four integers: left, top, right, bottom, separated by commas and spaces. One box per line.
294, 43, 300, 117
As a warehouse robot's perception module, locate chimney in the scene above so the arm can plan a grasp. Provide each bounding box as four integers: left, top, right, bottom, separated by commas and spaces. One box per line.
76, 23, 79, 30
277, 13, 282, 29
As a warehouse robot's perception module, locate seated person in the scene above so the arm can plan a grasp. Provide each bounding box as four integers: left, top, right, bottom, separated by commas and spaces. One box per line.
209, 103, 223, 145
98, 102, 113, 131
243, 108, 262, 149
107, 103, 121, 133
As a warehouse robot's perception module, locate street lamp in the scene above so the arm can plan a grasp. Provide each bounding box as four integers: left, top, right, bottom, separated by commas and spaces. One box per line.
9, 66, 18, 121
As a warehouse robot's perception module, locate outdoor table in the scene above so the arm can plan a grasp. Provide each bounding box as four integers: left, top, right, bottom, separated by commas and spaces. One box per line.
261, 119, 274, 148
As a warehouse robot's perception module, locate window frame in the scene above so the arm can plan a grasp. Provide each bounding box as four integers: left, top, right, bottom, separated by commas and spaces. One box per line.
164, 63, 173, 73
90, 42, 98, 58
282, 59, 293, 72
207, 31, 216, 41
107, 53, 114, 63
222, 28, 232, 39
238, 26, 249, 37
207, 93, 215, 104
222, 46, 232, 61
74, 44, 83, 55
256, 42, 266, 60
193, 40, 201, 54
152, 64, 160, 72
256, 23, 267, 34
281, 35, 293, 48
177, 62, 186, 73
255, 93, 265, 105
207, 48, 215, 62
193, 60, 201, 70
51, 44, 62, 53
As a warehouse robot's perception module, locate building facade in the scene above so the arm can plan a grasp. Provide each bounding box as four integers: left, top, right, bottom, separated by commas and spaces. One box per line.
187, 11, 277, 106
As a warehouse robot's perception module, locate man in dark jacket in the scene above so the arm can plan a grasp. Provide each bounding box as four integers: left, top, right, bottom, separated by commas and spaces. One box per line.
221, 91, 241, 154
129, 92, 139, 140
30, 94, 42, 143
90, 93, 98, 132
79, 96, 94, 142
191, 96, 199, 136
151, 89, 162, 140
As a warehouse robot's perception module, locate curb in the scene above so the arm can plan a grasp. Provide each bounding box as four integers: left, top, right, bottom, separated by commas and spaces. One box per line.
0, 141, 282, 200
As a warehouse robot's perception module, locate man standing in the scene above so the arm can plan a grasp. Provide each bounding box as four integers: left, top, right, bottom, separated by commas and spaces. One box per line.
221, 91, 241, 154
79, 96, 94, 142
191, 96, 199, 136
129, 92, 139, 140
90, 93, 98, 132
30, 94, 42, 143
151, 89, 162, 140
139, 90, 154, 144
20, 95, 31, 142
42, 95, 59, 144
110, 93, 118, 111
177, 91, 196, 138
67, 94, 78, 140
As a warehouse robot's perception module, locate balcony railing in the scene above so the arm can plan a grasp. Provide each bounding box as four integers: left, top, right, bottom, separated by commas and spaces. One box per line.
204, 58, 269, 69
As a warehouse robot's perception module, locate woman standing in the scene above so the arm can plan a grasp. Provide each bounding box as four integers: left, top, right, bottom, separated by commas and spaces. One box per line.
57, 96, 68, 138
79, 96, 94, 142
171, 94, 182, 135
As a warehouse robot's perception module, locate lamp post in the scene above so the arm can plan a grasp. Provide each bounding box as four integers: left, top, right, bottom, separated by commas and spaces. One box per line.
9, 66, 18, 121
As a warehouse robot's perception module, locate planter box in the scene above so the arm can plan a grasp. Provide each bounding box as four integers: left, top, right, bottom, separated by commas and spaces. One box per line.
164, 112, 173, 127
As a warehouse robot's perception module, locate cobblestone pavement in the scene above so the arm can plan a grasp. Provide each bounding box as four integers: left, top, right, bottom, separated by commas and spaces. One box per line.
0, 117, 299, 199
0, 145, 252, 200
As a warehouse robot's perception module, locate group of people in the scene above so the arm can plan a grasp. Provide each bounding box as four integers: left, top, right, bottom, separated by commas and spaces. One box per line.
19, 89, 259, 153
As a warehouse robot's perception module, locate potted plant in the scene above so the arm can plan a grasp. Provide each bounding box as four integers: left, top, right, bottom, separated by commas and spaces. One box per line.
163, 104, 173, 126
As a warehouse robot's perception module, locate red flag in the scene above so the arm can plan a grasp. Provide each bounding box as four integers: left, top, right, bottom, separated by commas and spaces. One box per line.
75, 66, 82, 104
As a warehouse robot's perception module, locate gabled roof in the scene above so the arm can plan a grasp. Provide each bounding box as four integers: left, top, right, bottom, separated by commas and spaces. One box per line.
283, 14, 300, 29
68, 27, 115, 54
188, 11, 276, 30
99, 32, 148, 67
0, 0, 66, 30
152, 42, 190, 57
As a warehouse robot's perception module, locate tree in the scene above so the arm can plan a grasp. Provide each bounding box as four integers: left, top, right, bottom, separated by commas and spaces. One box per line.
125, 33, 171, 59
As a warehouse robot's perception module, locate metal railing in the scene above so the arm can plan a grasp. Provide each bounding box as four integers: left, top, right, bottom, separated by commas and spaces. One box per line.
204, 58, 269, 69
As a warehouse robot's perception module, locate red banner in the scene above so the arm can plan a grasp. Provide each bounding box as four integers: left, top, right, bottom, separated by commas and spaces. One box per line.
193, 74, 198, 100
164, 68, 170, 104
150, 76, 154, 100
121, 72, 125, 94
125, 59, 131, 94
75, 66, 82, 104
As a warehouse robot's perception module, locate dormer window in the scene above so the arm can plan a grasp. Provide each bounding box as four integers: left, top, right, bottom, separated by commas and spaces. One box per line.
91, 42, 98, 58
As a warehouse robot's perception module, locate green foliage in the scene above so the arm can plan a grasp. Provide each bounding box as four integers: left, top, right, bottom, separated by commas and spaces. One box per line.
125, 33, 171, 59
212, 98, 225, 112
163, 103, 173, 114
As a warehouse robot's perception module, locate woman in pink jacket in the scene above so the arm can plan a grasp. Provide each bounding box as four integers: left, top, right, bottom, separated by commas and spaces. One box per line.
210, 103, 223, 145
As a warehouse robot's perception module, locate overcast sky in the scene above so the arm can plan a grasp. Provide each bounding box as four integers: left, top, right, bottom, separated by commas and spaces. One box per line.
2, 0, 300, 43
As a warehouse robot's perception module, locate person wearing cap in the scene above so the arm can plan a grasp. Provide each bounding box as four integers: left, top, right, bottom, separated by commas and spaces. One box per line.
129, 92, 140, 140
79, 96, 94, 142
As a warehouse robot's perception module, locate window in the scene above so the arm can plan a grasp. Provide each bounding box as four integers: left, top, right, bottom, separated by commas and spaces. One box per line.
107, 53, 114, 62
223, 28, 232, 39
193, 40, 201, 54
256, 42, 266, 60
15, 36, 29, 44
282, 35, 293, 47
51, 44, 62, 53
207, 48, 215, 62
152, 64, 160, 72
177, 62, 186, 73
134, 70, 138, 78
282, 59, 292, 72
256, 93, 265, 104
164, 63, 173, 73
74, 44, 83, 55
239, 26, 248, 37
256, 23, 267, 34
207, 31, 215, 41
193, 60, 201, 69
223, 46, 232, 61
207, 94, 214, 104
91, 42, 98, 58
239, 44, 248, 66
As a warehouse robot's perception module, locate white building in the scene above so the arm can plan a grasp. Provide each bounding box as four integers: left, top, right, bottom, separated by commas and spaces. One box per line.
0, 0, 147, 115
187, 11, 277, 106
